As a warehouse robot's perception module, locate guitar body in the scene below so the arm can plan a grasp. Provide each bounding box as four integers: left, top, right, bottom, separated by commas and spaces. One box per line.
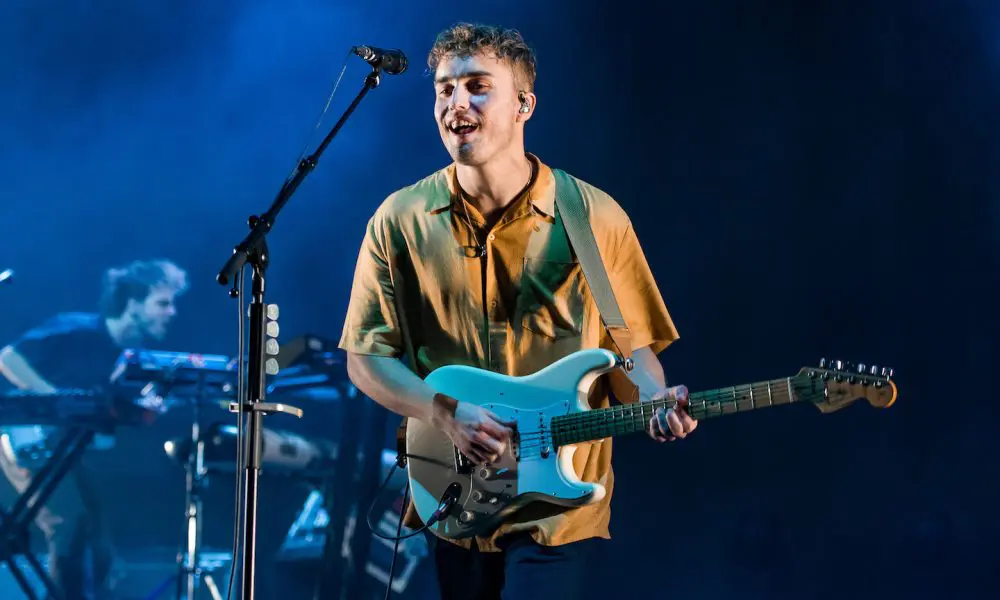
405, 349, 899, 540
405, 348, 620, 539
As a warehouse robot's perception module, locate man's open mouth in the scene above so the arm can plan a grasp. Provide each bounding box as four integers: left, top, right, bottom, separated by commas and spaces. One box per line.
448, 120, 479, 135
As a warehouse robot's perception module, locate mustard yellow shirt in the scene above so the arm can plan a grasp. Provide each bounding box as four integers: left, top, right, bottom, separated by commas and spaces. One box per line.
339, 154, 678, 551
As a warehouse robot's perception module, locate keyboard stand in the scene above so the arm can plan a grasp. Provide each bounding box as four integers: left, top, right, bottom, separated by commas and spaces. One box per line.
0, 426, 96, 600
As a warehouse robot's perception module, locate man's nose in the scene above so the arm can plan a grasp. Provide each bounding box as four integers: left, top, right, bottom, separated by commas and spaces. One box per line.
449, 88, 471, 112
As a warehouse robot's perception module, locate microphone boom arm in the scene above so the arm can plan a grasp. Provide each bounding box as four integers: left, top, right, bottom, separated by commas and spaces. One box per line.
217, 67, 383, 286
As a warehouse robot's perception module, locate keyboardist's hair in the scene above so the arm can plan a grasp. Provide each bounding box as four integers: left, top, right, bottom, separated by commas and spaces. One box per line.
99, 259, 188, 318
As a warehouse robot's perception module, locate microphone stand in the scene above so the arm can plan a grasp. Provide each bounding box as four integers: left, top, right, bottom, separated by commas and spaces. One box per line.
215, 65, 386, 600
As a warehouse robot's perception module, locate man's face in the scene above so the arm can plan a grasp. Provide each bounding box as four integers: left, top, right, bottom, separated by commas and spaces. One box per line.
130, 285, 178, 341
434, 53, 525, 165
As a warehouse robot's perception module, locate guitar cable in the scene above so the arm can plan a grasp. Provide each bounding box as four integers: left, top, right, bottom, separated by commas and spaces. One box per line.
365, 451, 463, 600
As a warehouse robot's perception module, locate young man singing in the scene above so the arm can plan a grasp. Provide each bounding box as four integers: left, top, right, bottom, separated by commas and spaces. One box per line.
340, 23, 697, 600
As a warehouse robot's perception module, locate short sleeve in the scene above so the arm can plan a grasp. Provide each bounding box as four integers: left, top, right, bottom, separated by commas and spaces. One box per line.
11, 333, 73, 384
338, 212, 404, 357
605, 218, 679, 355
8, 324, 116, 389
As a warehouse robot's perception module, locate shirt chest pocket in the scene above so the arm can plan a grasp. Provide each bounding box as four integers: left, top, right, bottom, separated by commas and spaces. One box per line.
518, 257, 588, 339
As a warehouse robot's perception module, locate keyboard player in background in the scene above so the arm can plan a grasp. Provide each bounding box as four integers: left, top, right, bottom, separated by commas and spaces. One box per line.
0, 259, 188, 600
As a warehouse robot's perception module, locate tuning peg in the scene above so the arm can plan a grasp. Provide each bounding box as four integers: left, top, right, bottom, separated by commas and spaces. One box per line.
869, 365, 879, 376
833, 359, 844, 371
857, 363, 866, 374
819, 358, 827, 368
881, 367, 893, 378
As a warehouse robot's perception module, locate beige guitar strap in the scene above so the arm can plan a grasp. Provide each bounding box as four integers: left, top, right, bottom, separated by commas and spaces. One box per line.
549, 169, 633, 364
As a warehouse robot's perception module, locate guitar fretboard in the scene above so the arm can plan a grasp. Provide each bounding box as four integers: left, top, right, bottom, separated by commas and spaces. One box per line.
550, 377, 817, 446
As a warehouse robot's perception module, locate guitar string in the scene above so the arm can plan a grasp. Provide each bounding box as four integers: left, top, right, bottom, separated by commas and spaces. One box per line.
465, 378, 871, 452
509, 384, 808, 441
513, 396, 763, 440
476, 392, 786, 459
543, 381, 813, 431
480, 386, 809, 459
509, 392, 821, 446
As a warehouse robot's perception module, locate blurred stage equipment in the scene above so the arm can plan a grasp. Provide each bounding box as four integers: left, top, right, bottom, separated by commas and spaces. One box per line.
112, 349, 238, 600
0, 388, 132, 600
268, 336, 396, 600
214, 43, 408, 600
0, 347, 234, 600
151, 336, 406, 600
0, 268, 13, 285
277, 484, 427, 599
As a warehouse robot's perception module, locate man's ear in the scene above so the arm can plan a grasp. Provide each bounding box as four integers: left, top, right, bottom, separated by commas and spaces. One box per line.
516, 91, 536, 121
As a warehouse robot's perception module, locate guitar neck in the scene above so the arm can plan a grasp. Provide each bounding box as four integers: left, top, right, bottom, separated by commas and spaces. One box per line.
551, 376, 813, 446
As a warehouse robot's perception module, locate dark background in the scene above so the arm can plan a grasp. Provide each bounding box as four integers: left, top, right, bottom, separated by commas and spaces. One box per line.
1, 1, 997, 598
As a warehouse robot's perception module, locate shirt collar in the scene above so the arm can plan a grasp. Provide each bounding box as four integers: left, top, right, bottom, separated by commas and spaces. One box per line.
429, 153, 555, 219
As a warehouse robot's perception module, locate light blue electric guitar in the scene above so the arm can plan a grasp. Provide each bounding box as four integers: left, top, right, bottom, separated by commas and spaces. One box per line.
405, 348, 897, 539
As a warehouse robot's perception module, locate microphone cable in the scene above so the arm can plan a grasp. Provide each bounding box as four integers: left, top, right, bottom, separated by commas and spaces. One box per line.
224, 265, 247, 600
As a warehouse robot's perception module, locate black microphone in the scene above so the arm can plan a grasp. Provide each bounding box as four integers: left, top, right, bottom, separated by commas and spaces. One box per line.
352, 45, 408, 75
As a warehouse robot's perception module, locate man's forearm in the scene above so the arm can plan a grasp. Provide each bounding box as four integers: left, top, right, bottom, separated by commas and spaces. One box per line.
346, 352, 443, 423
0, 346, 56, 393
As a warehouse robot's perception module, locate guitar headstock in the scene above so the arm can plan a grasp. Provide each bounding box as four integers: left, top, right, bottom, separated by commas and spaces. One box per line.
796, 358, 897, 414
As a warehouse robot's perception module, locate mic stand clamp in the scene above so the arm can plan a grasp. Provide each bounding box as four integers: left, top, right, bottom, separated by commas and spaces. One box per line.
214, 65, 385, 600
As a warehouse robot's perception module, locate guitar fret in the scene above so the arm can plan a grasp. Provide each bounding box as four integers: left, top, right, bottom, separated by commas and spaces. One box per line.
553, 372, 803, 447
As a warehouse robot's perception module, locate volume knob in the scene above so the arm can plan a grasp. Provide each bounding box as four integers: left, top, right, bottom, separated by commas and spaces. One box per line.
459, 511, 475, 523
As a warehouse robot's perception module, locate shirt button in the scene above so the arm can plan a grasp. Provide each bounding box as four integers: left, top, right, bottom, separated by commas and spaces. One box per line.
487, 233, 496, 241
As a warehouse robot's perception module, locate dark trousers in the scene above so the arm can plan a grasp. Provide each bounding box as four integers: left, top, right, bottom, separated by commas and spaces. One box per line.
0, 436, 115, 600
426, 531, 601, 600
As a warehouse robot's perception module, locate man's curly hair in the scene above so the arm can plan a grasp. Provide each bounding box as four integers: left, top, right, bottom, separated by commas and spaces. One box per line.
99, 259, 187, 318
427, 23, 537, 92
